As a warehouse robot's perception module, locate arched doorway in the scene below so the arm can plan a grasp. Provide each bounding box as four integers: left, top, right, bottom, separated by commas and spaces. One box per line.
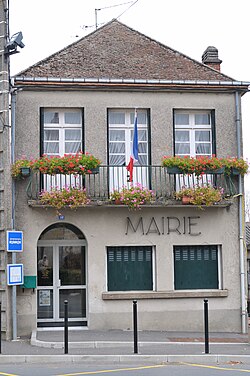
37, 223, 87, 327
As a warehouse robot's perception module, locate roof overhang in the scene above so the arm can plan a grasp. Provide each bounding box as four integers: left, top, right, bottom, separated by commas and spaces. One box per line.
13, 76, 250, 93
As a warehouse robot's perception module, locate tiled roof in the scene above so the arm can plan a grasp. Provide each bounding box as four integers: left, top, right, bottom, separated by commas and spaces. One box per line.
16, 20, 234, 82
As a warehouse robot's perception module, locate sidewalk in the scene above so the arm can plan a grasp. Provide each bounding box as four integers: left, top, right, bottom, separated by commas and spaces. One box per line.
0, 330, 250, 364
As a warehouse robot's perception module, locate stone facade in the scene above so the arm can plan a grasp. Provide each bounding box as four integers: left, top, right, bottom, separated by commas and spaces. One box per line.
10, 20, 250, 336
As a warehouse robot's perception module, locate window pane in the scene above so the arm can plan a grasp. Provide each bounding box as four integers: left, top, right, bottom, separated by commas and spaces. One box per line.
195, 114, 210, 125
109, 130, 125, 141
175, 143, 190, 154
175, 114, 189, 125
44, 130, 59, 141
44, 112, 59, 124
138, 155, 147, 165
65, 129, 81, 141
195, 131, 210, 142
65, 142, 81, 153
195, 143, 211, 154
59, 289, 86, 318
130, 112, 147, 124
109, 112, 125, 124
138, 143, 147, 153
109, 142, 125, 153
175, 130, 189, 142
109, 155, 125, 165
37, 247, 53, 287
59, 246, 85, 285
64, 112, 81, 124
138, 130, 147, 141
37, 290, 53, 319
44, 142, 59, 154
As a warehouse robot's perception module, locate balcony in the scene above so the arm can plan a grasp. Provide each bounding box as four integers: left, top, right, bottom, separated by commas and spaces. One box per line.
25, 165, 238, 208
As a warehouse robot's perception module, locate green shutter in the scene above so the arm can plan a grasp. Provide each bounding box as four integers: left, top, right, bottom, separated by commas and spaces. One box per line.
174, 245, 218, 289
107, 246, 153, 291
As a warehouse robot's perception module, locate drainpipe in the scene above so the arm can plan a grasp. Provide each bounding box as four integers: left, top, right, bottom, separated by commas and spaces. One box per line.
235, 91, 247, 334
10, 87, 17, 340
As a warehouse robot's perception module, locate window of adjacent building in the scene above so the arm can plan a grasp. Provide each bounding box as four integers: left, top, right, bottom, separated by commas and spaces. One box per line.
108, 109, 148, 166
43, 109, 82, 156
174, 111, 212, 158
174, 245, 220, 290
107, 246, 153, 291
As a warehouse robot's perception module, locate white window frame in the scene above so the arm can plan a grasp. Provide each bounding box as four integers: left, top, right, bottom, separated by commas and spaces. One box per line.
108, 109, 148, 166
174, 110, 212, 158
44, 108, 82, 156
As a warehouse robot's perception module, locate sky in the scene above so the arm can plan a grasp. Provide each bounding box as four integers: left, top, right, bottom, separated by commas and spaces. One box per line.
8, 0, 250, 189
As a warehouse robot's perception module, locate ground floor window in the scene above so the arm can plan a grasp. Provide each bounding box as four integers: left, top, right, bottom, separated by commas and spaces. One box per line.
174, 245, 219, 290
107, 246, 153, 291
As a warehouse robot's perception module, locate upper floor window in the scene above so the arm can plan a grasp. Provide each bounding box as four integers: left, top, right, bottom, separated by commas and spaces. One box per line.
108, 109, 148, 166
174, 111, 212, 158
44, 109, 82, 156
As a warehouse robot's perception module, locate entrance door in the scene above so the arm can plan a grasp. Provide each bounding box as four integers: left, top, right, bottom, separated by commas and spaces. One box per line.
37, 241, 86, 327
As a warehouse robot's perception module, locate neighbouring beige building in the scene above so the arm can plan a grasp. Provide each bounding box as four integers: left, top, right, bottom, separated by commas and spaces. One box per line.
5, 20, 250, 337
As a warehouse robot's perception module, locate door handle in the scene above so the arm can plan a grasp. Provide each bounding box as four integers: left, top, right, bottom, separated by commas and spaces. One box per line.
57, 279, 61, 288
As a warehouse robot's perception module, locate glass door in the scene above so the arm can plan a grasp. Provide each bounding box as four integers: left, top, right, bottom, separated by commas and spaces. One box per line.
37, 242, 86, 326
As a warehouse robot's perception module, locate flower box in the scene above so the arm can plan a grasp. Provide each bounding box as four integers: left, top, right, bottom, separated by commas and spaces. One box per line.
20, 167, 31, 177
85, 167, 100, 174
230, 167, 240, 176
166, 167, 183, 174
204, 167, 225, 175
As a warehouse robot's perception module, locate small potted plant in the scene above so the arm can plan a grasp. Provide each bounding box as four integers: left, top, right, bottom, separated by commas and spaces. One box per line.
110, 184, 155, 210
11, 158, 31, 179
110, 190, 123, 205
221, 157, 249, 176
174, 185, 223, 209
39, 186, 90, 213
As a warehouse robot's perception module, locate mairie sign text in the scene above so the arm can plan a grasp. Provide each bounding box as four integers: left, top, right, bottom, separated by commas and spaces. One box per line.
125, 216, 201, 236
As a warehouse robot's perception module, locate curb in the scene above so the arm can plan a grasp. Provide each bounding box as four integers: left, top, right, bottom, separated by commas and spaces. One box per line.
1, 354, 250, 364
31, 330, 249, 349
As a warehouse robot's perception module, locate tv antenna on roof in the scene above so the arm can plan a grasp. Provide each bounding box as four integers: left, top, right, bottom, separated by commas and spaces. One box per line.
82, 1, 138, 31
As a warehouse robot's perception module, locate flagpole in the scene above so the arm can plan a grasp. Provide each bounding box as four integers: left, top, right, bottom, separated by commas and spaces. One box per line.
126, 108, 139, 184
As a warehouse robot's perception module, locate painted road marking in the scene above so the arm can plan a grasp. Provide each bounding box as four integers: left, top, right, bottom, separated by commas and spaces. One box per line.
183, 362, 250, 373
0, 372, 18, 376
56, 364, 166, 376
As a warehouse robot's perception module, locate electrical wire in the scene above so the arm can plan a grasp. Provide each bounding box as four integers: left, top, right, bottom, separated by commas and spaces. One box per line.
115, 0, 139, 20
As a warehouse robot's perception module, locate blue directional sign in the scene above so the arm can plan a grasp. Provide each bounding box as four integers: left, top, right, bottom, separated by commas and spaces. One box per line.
7, 264, 24, 285
7, 230, 23, 252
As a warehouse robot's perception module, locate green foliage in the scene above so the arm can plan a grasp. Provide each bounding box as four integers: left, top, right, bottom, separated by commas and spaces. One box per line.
39, 186, 90, 211
174, 185, 223, 209
11, 152, 101, 178
110, 184, 155, 210
162, 155, 248, 176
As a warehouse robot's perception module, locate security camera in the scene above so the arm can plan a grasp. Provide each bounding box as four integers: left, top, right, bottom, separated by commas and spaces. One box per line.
6, 32, 25, 49
5, 31, 25, 55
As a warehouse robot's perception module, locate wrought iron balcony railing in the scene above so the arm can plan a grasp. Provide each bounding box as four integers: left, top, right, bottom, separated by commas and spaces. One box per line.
26, 165, 238, 204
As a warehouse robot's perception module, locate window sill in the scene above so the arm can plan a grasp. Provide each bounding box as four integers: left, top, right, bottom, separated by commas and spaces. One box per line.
102, 290, 228, 300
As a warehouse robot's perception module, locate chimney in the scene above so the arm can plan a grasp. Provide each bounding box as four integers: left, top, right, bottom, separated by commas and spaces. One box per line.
202, 46, 222, 71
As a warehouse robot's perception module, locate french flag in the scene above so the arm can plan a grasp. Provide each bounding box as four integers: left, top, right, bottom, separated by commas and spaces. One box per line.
127, 110, 139, 182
